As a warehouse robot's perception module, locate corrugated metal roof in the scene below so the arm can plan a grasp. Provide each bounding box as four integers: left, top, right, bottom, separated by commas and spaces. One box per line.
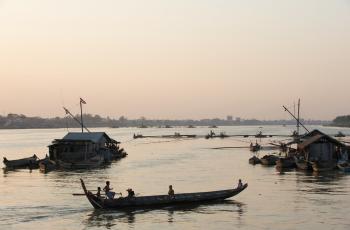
298, 131, 345, 149
298, 134, 324, 149
62, 132, 110, 143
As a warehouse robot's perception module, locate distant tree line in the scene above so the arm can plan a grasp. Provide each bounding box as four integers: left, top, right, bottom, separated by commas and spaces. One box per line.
0, 113, 330, 129
330, 115, 350, 127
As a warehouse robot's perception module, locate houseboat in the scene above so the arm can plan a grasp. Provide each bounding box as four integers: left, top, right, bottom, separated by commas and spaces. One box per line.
296, 130, 348, 172
49, 132, 127, 169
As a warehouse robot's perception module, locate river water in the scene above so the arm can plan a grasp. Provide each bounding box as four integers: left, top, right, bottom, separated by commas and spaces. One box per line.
1, 126, 350, 230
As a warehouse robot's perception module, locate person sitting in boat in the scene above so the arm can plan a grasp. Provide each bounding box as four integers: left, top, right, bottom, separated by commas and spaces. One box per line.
96, 187, 102, 198
237, 179, 243, 188
127, 188, 135, 197
103, 181, 116, 199
168, 185, 175, 196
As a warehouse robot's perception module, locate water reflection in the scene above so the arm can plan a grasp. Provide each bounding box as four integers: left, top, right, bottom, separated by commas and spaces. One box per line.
83, 200, 245, 229
295, 170, 347, 195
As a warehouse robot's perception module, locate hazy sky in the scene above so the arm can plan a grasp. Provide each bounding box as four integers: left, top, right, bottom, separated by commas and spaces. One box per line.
0, 0, 349, 120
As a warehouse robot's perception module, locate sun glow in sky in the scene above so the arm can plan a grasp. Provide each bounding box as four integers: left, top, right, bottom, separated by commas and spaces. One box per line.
0, 0, 349, 120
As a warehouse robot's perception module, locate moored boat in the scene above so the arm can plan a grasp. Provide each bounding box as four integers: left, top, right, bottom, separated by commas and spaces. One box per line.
249, 156, 261, 165
3, 154, 38, 169
260, 155, 278, 166
80, 179, 248, 210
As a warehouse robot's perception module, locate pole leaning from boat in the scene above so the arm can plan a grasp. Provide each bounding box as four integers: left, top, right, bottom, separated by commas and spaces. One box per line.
63, 107, 90, 133
282, 105, 310, 133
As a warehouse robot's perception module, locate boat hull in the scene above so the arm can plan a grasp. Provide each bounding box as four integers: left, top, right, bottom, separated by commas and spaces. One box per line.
81, 179, 248, 210
3, 155, 38, 168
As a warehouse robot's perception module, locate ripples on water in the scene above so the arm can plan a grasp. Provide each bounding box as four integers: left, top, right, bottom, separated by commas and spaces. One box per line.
1, 126, 350, 229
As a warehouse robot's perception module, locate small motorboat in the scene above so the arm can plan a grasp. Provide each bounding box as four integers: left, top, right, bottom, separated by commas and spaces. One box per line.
3, 154, 38, 169
80, 179, 248, 210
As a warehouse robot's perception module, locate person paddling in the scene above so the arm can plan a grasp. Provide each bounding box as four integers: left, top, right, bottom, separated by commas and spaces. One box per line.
103, 181, 116, 199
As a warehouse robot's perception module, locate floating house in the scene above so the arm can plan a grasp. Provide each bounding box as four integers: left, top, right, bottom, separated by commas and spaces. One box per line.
49, 132, 126, 169
297, 130, 348, 171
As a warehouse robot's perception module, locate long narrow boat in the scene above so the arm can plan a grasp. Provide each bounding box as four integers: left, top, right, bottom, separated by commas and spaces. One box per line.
3, 154, 38, 168
80, 179, 248, 209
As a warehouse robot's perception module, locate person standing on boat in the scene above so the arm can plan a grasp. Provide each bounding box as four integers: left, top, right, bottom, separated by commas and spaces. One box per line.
103, 181, 115, 199
168, 185, 175, 196
237, 179, 243, 188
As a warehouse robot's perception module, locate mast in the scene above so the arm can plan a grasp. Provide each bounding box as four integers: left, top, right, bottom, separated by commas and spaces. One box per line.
80, 98, 86, 133
297, 99, 300, 136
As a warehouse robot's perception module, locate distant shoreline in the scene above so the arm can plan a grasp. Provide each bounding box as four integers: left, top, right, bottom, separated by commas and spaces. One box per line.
0, 113, 331, 130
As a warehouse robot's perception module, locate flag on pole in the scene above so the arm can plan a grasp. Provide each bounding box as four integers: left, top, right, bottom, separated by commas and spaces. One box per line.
80, 98, 86, 104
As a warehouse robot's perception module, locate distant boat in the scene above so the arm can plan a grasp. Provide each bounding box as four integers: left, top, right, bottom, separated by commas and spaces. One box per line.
335, 132, 346, 138
187, 125, 196, 128
208, 125, 218, 128
80, 179, 248, 210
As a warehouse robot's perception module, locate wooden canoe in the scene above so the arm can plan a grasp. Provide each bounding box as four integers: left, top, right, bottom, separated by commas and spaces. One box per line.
80, 179, 247, 210
3, 154, 38, 168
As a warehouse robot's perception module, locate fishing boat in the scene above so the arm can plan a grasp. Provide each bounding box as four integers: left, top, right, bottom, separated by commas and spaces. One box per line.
337, 162, 350, 172
249, 156, 261, 165
311, 161, 337, 172
334, 132, 346, 138
275, 157, 296, 169
3, 154, 38, 168
260, 155, 278, 166
80, 179, 248, 210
